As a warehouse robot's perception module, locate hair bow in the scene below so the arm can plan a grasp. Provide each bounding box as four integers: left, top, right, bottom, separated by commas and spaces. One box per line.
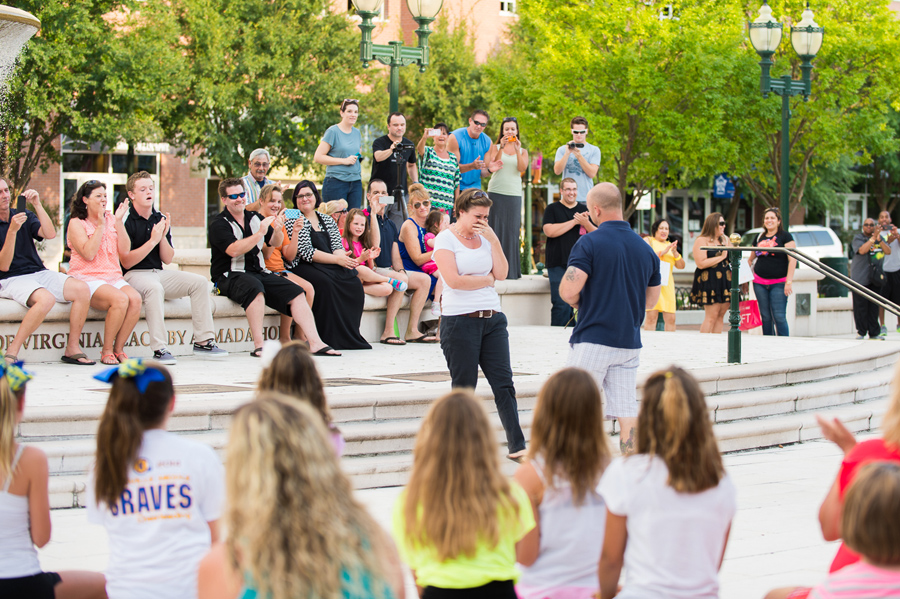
0, 360, 33, 392
93, 358, 165, 393
362, 209, 370, 217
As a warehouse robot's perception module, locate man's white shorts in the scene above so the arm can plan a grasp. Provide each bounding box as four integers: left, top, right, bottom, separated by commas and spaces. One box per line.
567, 342, 641, 419
0, 270, 70, 307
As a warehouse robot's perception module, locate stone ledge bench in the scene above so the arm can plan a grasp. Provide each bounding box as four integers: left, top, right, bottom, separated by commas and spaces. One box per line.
0, 263, 551, 362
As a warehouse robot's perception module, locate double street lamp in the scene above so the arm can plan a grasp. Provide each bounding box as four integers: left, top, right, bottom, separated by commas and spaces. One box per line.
350, 0, 444, 113
748, 1, 824, 233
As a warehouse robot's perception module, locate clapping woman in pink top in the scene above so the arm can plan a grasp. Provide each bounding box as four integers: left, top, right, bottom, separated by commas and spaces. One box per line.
66, 181, 142, 365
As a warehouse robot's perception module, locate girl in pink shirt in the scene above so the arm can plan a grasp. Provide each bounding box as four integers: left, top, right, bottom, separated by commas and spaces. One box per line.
66, 181, 142, 365
341, 208, 408, 297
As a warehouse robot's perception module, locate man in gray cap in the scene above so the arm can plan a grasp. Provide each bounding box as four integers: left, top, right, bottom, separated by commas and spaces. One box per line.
242, 148, 275, 209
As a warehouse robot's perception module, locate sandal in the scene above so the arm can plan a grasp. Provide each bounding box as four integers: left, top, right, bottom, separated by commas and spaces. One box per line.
60, 353, 96, 366
313, 345, 341, 357
379, 337, 407, 346
4, 354, 17, 364
250, 347, 263, 358
114, 352, 129, 363
101, 353, 119, 366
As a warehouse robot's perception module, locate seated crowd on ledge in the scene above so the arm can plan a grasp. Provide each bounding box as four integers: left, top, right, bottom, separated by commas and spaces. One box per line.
5, 345, 900, 598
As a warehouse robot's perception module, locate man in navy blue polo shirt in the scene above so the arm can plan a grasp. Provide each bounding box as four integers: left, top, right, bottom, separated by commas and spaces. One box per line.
0, 178, 93, 364
559, 182, 661, 455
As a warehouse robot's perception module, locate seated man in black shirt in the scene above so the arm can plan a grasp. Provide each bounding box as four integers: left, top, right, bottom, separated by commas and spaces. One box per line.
208, 178, 340, 357
120, 171, 227, 364
0, 178, 94, 364
542, 178, 596, 326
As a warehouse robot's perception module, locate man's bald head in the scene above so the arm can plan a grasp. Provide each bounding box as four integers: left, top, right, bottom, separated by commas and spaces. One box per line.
586, 182, 624, 222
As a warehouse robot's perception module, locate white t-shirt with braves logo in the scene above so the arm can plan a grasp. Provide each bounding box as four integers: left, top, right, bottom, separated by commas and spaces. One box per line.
86, 429, 225, 599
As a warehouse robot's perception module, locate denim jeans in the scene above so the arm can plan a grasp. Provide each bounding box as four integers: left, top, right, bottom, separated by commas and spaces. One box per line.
753, 282, 789, 336
321, 177, 363, 210
548, 266, 574, 327
439, 312, 526, 453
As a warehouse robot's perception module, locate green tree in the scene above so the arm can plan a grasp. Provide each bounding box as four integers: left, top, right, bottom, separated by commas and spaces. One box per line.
163, 0, 368, 179
0, 0, 178, 196
384, 18, 499, 138
488, 0, 754, 217
735, 0, 900, 217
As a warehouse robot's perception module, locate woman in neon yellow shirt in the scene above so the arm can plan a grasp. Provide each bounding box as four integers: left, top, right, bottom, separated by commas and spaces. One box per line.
393, 390, 535, 598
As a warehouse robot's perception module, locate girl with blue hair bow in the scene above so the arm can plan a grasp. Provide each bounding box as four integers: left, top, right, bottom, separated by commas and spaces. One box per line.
0, 362, 107, 598
87, 359, 224, 599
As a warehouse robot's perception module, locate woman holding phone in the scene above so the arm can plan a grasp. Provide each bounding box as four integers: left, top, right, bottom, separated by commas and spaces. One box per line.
417, 123, 460, 215
485, 117, 528, 280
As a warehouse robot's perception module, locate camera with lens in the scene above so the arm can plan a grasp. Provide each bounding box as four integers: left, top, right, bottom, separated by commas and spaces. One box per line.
393, 141, 416, 155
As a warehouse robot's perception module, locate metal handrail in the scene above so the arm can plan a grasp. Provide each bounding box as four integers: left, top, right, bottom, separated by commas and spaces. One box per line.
706, 246, 900, 317
700, 245, 899, 363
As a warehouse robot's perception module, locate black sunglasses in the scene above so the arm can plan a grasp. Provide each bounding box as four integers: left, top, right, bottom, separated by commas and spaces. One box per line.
718, 221, 727, 226
472, 119, 487, 128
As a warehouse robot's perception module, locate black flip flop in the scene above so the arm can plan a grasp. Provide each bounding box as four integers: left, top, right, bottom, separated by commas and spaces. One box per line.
405, 335, 439, 344
313, 345, 341, 357
379, 337, 407, 346
61, 353, 96, 366
250, 347, 263, 358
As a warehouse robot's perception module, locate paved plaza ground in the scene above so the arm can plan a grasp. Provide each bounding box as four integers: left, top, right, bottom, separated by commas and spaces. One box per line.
24, 325, 898, 598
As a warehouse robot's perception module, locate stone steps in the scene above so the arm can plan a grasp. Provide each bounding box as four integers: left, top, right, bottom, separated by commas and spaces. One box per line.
21, 343, 896, 508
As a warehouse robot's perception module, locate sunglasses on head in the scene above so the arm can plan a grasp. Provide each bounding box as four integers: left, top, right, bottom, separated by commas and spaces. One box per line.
413, 201, 431, 209
503, 116, 517, 123
472, 119, 487, 128
341, 98, 358, 110
225, 192, 247, 200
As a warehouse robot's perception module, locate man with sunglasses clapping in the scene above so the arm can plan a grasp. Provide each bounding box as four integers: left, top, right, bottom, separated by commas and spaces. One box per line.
554, 116, 601, 205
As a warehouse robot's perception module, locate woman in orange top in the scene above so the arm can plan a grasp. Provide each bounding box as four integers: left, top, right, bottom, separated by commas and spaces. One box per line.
258, 184, 315, 344
66, 181, 142, 365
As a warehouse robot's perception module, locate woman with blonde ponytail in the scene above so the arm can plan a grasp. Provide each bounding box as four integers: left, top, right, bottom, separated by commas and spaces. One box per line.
87, 359, 224, 599
597, 366, 736, 599
0, 362, 106, 599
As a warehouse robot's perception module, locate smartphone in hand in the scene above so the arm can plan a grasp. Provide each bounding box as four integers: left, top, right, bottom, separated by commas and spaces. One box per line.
283, 209, 301, 220
16, 195, 26, 213
428, 129, 441, 138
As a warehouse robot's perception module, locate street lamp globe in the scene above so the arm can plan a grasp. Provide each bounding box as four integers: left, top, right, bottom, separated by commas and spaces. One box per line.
791, 5, 824, 59
406, 0, 443, 19
351, 0, 384, 13
749, 2, 783, 55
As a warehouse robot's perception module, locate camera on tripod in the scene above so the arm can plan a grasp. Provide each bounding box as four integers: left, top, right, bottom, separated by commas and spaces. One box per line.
393, 141, 416, 155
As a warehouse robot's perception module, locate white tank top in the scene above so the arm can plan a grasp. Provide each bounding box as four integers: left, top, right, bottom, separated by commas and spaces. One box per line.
0, 444, 42, 578
518, 455, 607, 596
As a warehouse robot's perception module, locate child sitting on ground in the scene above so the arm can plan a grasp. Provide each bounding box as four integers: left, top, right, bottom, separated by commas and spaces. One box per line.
0, 362, 107, 599
421, 210, 449, 316
806, 461, 900, 598
342, 208, 408, 297
598, 366, 737, 599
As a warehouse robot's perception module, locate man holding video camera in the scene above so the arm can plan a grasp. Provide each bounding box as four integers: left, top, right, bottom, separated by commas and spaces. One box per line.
372, 112, 418, 229
554, 116, 602, 205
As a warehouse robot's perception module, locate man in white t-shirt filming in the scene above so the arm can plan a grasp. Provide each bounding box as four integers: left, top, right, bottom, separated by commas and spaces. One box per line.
553, 117, 602, 205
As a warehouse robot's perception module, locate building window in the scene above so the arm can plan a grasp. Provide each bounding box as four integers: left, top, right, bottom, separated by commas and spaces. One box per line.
111, 154, 158, 174
500, 0, 516, 15
62, 153, 109, 173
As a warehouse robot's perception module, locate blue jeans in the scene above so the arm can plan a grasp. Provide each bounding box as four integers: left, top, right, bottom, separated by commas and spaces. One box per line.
439, 312, 526, 453
321, 177, 363, 210
754, 282, 789, 336
548, 266, 574, 327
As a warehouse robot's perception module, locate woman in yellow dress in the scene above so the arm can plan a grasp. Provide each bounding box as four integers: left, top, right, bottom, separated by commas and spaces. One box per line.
644, 219, 685, 331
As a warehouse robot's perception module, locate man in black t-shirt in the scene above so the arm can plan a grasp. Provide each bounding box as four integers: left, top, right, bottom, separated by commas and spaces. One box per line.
208, 178, 339, 356
542, 178, 596, 326
0, 178, 93, 364
371, 112, 418, 229
120, 171, 226, 364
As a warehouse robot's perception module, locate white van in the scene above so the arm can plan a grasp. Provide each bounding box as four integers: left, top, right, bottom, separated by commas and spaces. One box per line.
740, 225, 844, 262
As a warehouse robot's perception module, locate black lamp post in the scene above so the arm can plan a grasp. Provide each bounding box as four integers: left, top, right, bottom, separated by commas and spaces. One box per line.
351, 0, 444, 113
748, 1, 824, 233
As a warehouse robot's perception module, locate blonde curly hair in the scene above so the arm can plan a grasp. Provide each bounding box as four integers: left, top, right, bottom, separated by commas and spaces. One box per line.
225, 393, 389, 599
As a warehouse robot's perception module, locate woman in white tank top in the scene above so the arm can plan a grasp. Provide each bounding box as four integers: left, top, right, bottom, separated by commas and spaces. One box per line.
0, 361, 106, 599
515, 368, 612, 599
